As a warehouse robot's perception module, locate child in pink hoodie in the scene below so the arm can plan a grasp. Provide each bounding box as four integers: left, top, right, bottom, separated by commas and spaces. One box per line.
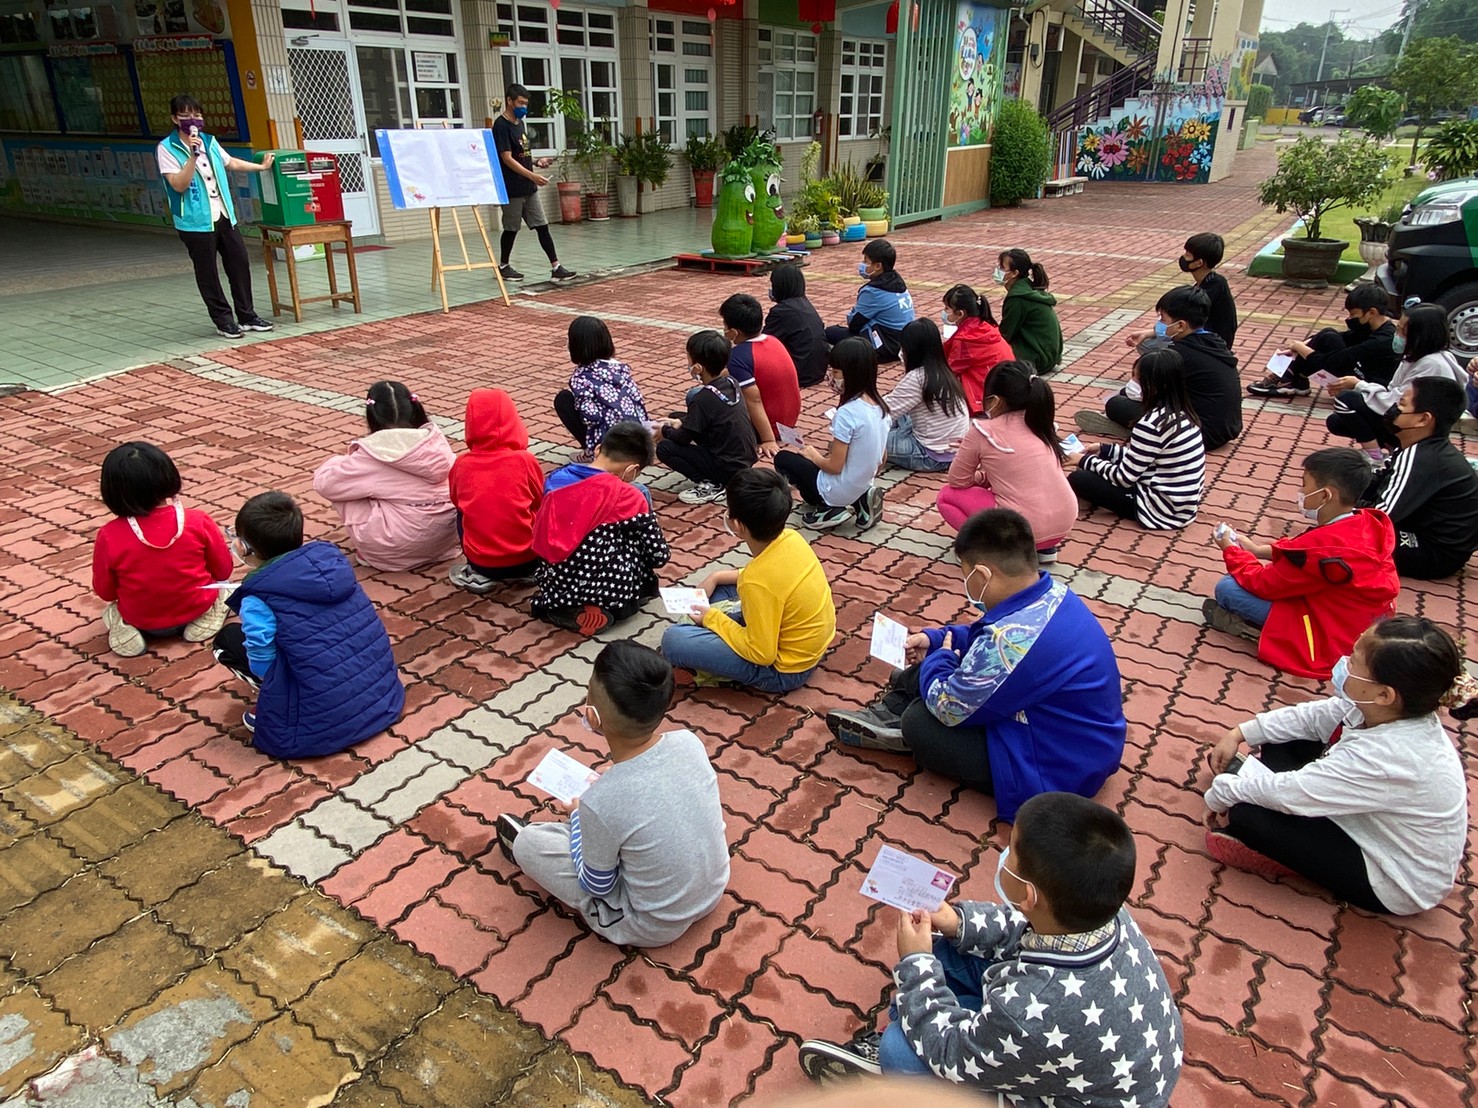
313, 380, 460, 571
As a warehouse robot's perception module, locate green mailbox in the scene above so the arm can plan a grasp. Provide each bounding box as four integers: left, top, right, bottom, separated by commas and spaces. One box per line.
257, 150, 315, 226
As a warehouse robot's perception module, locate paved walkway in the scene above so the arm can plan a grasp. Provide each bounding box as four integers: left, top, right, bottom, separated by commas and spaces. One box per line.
2, 139, 1476, 1106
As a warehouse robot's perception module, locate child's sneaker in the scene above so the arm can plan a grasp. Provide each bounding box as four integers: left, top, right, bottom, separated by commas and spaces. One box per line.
825, 707, 910, 753
798, 1031, 883, 1079
802, 505, 852, 530
101, 602, 146, 658
1205, 830, 1298, 880
1201, 598, 1260, 643
679, 481, 726, 505
496, 813, 526, 859
1037, 545, 1061, 565
853, 485, 884, 532
242, 711, 256, 733
449, 562, 498, 594
1247, 377, 1310, 398
1073, 410, 1131, 437
183, 594, 229, 643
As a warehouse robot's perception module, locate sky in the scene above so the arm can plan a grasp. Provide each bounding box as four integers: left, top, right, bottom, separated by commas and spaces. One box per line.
1257, 0, 1406, 38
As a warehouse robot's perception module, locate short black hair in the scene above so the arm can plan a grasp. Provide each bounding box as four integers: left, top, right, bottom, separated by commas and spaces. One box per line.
1365, 615, 1464, 718
100, 442, 182, 518
236, 491, 304, 560
365, 380, 428, 433
505, 83, 530, 101
1303, 447, 1372, 504
770, 264, 806, 299
686, 329, 731, 376
1344, 283, 1388, 314
169, 94, 202, 116
1184, 232, 1224, 269
600, 420, 654, 465
719, 293, 763, 337
725, 468, 791, 541
1408, 376, 1464, 436
954, 508, 1038, 575
863, 238, 896, 270
1401, 304, 1449, 362
568, 315, 616, 365
1014, 793, 1136, 931
591, 641, 674, 734
1156, 284, 1210, 329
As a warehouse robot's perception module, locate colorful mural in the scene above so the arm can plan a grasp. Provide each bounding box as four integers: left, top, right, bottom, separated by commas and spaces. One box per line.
948, 1, 1008, 148
1227, 33, 1259, 103
1073, 55, 1230, 184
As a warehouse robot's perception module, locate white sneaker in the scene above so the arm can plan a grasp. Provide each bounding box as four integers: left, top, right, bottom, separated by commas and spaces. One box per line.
184, 594, 228, 643
678, 481, 726, 505
101, 602, 146, 657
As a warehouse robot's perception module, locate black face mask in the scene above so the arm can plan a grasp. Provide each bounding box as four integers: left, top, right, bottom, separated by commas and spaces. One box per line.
1347, 318, 1371, 336
1178, 256, 1195, 273
1382, 403, 1406, 432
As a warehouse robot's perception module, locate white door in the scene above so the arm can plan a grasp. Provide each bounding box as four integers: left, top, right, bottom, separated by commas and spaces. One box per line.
287, 42, 380, 236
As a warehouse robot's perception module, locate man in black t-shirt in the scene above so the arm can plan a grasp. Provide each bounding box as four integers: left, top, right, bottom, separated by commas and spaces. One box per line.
491, 83, 576, 282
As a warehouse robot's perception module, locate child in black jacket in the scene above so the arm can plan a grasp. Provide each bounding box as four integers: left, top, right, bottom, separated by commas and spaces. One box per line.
655, 329, 760, 505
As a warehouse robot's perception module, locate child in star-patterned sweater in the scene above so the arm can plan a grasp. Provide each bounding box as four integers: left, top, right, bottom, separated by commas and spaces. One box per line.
799, 793, 1183, 1105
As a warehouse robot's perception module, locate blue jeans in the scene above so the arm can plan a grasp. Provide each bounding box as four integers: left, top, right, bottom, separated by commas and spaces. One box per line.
659, 585, 817, 694
1466, 379, 1478, 419
1214, 575, 1272, 627
886, 414, 953, 472
879, 935, 988, 1075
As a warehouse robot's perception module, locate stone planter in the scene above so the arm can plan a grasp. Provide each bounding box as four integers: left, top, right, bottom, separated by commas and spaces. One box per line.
1353, 218, 1393, 283
557, 181, 583, 223
1281, 237, 1347, 288
615, 175, 639, 217
692, 168, 715, 208
586, 191, 612, 221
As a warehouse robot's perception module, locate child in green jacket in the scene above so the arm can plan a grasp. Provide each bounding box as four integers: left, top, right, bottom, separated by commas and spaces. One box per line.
997, 248, 1064, 375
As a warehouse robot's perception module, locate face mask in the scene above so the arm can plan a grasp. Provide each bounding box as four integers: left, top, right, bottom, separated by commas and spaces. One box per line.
722, 517, 739, 540
994, 847, 1034, 909
1382, 404, 1411, 433
767, 290, 777, 303
1331, 656, 1381, 705
939, 309, 952, 327
179, 117, 203, 134
963, 565, 991, 612
1178, 256, 1195, 272
992, 266, 1006, 284
1391, 333, 1407, 355
1153, 320, 1169, 339
857, 262, 871, 278
513, 106, 529, 120
1296, 487, 1328, 521
579, 704, 603, 732
1347, 317, 1371, 336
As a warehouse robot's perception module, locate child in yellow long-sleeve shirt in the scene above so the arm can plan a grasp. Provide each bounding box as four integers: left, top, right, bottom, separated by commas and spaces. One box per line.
661, 468, 835, 692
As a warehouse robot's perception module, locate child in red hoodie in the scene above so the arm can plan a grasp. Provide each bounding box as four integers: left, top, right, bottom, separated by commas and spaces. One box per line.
940, 284, 1014, 412
92, 442, 233, 657
448, 389, 545, 593
1205, 447, 1399, 678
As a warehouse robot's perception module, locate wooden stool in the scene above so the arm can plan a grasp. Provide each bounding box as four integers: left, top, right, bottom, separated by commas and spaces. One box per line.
258, 220, 362, 323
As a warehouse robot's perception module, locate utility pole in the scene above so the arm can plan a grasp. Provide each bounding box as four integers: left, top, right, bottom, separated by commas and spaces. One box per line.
1398, 0, 1425, 59
1316, 9, 1348, 83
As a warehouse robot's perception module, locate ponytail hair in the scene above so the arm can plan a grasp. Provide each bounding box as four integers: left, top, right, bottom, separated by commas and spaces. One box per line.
943, 284, 998, 326
1364, 616, 1477, 719
900, 318, 966, 417
1000, 248, 1049, 290
983, 359, 1062, 461
365, 380, 428, 433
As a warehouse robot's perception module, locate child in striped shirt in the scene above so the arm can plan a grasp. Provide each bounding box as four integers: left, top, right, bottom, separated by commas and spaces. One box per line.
1068, 347, 1206, 529
883, 318, 970, 472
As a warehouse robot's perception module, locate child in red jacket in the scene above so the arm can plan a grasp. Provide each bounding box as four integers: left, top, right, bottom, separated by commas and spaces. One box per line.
1204, 447, 1399, 678
448, 389, 545, 593
92, 442, 233, 657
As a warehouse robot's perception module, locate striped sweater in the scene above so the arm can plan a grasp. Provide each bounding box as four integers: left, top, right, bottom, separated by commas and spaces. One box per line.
1079, 408, 1205, 529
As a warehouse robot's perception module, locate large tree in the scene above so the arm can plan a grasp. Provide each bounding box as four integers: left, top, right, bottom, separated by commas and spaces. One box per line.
1397, 0, 1478, 44
1388, 35, 1478, 161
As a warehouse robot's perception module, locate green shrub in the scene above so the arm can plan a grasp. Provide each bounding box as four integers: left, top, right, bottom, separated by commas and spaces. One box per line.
1423, 119, 1478, 180
989, 99, 1052, 207
1257, 134, 1390, 240
824, 159, 887, 216
1245, 84, 1273, 120
1344, 87, 1403, 142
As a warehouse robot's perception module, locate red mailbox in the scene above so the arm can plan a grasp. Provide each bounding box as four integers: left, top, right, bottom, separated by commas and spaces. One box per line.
304, 151, 344, 222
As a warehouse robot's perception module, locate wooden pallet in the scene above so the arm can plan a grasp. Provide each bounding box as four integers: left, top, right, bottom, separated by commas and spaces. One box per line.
673, 251, 807, 275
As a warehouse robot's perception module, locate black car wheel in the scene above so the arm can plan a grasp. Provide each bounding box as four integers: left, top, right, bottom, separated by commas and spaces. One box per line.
1437, 282, 1478, 360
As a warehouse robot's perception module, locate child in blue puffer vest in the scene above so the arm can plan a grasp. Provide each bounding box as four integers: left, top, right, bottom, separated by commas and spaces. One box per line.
213, 491, 404, 758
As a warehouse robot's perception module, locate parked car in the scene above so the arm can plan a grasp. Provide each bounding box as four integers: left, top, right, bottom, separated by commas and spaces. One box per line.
1377, 176, 1478, 358
1299, 107, 1325, 125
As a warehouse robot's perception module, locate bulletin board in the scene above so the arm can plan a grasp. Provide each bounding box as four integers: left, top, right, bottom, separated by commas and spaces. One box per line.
376, 128, 508, 209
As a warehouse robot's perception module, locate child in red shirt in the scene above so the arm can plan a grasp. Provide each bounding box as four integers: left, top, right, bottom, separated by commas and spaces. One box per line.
92, 442, 233, 657
448, 388, 545, 593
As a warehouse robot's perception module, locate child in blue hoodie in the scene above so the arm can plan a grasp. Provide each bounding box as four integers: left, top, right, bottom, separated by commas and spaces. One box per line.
213, 491, 404, 759
825, 508, 1125, 820
823, 239, 915, 364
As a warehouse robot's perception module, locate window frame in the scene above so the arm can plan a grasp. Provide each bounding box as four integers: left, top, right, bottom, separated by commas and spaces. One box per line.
497, 0, 621, 155
838, 36, 887, 141
649, 15, 713, 145
757, 25, 818, 141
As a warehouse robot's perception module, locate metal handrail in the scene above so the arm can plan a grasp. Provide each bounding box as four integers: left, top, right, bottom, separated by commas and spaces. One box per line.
1046, 53, 1156, 131
1076, 0, 1162, 55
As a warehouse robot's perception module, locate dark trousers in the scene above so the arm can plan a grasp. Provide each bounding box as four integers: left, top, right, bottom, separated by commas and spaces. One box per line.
772, 449, 826, 506
888, 665, 995, 794
1326, 390, 1396, 448
1285, 329, 1347, 385
212, 623, 259, 688
1068, 467, 1138, 521
656, 438, 738, 486
455, 512, 538, 579
1105, 394, 1144, 428
500, 225, 557, 266
553, 389, 587, 446
1392, 533, 1470, 580
1225, 739, 1387, 912
823, 322, 900, 363
179, 216, 256, 327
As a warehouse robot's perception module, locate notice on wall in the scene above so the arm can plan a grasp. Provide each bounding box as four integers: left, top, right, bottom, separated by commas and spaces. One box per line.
376, 128, 508, 209
412, 51, 448, 83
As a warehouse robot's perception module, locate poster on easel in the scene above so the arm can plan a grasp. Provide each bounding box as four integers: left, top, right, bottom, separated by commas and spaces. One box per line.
376, 128, 507, 210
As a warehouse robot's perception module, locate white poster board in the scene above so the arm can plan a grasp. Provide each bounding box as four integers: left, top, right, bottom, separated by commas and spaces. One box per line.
377, 128, 508, 210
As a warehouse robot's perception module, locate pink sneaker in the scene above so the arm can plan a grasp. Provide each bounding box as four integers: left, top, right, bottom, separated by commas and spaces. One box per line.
1205, 830, 1298, 880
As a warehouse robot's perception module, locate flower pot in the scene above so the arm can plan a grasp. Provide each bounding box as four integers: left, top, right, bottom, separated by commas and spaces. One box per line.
858, 206, 888, 223
803, 232, 823, 248
841, 222, 867, 243
786, 233, 806, 246
821, 230, 841, 246
615, 174, 639, 218
1280, 236, 1347, 288
863, 218, 889, 237
586, 191, 612, 221
842, 215, 862, 226
557, 181, 584, 223
692, 168, 715, 208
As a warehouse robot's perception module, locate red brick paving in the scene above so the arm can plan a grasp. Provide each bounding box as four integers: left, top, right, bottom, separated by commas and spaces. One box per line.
1, 139, 1476, 1104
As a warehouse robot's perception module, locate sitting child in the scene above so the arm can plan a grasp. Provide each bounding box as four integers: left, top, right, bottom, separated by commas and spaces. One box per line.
448, 388, 544, 593
883, 318, 969, 472
1203, 616, 1473, 915
498, 642, 729, 947
654, 329, 758, 505
939, 284, 1014, 411
763, 265, 830, 387
1204, 447, 1398, 678
773, 337, 891, 533
553, 315, 649, 460
1248, 283, 1397, 399
661, 469, 835, 693
798, 792, 1182, 1105
719, 292, 801, 459
312, 380, 459, 572
531, 421, 670, 635
92, 441, 233, 658
1122, 232, 1238, 351
822, 239, 915, 364
996, 248, 1063, 374
213, 491, 404, 758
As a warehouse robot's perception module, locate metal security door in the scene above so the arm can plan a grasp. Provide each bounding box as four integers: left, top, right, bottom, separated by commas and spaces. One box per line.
886, 0, 955, 225
287, 43, 379, 235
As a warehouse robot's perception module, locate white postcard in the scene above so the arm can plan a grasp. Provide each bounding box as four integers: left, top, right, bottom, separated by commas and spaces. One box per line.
776, 423, 804, 447
869, 613, 908, 669
1266, 352, 1295, 378
1308, 369, 1340, 389
658, 586, 708, 615
527, 748, 601, 804
859, 844, 958, 913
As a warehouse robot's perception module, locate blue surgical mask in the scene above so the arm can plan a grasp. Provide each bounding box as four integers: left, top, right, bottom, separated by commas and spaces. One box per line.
1331, 655, 1380, 705
1154, 320, 1169, 338
963, 565, 991, 612
514, 106, 529, 120
1391, 333, 1407, 355
940, 309, 951, 327
992, 266, 1006, 284
1296, 487, 1328, 521
993, 848, 1011, 904
858, 262, 871, 278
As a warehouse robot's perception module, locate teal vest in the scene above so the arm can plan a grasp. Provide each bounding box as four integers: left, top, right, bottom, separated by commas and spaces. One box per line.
159, 131, 238, 232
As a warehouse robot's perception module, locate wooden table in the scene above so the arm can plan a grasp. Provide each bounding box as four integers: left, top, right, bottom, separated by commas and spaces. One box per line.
258, 220, 362, 323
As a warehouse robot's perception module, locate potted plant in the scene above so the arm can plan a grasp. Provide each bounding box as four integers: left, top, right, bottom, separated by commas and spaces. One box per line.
547, 88, 588, 223
629, 130, 674, 214
613, 134, 643, 218
792, 213, 822, 248
572, 120, 614, 221
1353, 199, 1407, 281
1257, 134, 1390, 287
684, 132, 725, 208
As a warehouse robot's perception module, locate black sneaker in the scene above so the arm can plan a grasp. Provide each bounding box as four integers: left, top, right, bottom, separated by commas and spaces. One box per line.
239, 315, 275, 332
496, 813, 526, 859
853, 485, 884, 532
825, 708, 910, 754
1201, 598, 1260, 642
550, 265, 578, 280
798, 1031, 883, 1080
802, 505, 853, 530
217, 322, 245, 339
499, 263, 524, 280
1038, 545, 1061, 565
1247, 378, 1310, 398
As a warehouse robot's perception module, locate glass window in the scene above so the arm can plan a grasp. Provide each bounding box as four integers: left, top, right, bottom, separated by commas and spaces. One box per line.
358, 44, 412, 156
759, 26, 818, 140
839, 37, 887, 139
650, 15, 713, 144
0, 53, 58, 131
497, 3, 619, 153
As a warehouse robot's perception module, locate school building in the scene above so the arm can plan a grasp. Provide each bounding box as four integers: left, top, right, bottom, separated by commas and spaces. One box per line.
0, 0, 1257, 243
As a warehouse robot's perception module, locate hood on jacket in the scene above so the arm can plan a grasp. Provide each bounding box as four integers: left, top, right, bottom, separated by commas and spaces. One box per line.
239, 541, 358, 607
866, 270, 909, 294
1173, 330, 1239, 370
465, 388, 530, 453
1007, 283, 1056, 308
1277, 508, 1397, 573
354, 424, 452, 478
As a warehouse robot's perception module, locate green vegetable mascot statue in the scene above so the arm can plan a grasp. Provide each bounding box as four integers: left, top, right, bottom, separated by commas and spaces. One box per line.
711, 161, 756, 257
749, 157, 786, 255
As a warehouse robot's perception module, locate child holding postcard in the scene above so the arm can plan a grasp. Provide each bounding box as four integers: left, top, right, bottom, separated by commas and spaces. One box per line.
798, 793, 1183, 1105
498, 642, 729, 948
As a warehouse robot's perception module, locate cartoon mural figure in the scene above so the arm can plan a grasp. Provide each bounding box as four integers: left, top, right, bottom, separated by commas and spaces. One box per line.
749, 161, 786, 254
949, 2, 1007, 148
711, 161, 757, 257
